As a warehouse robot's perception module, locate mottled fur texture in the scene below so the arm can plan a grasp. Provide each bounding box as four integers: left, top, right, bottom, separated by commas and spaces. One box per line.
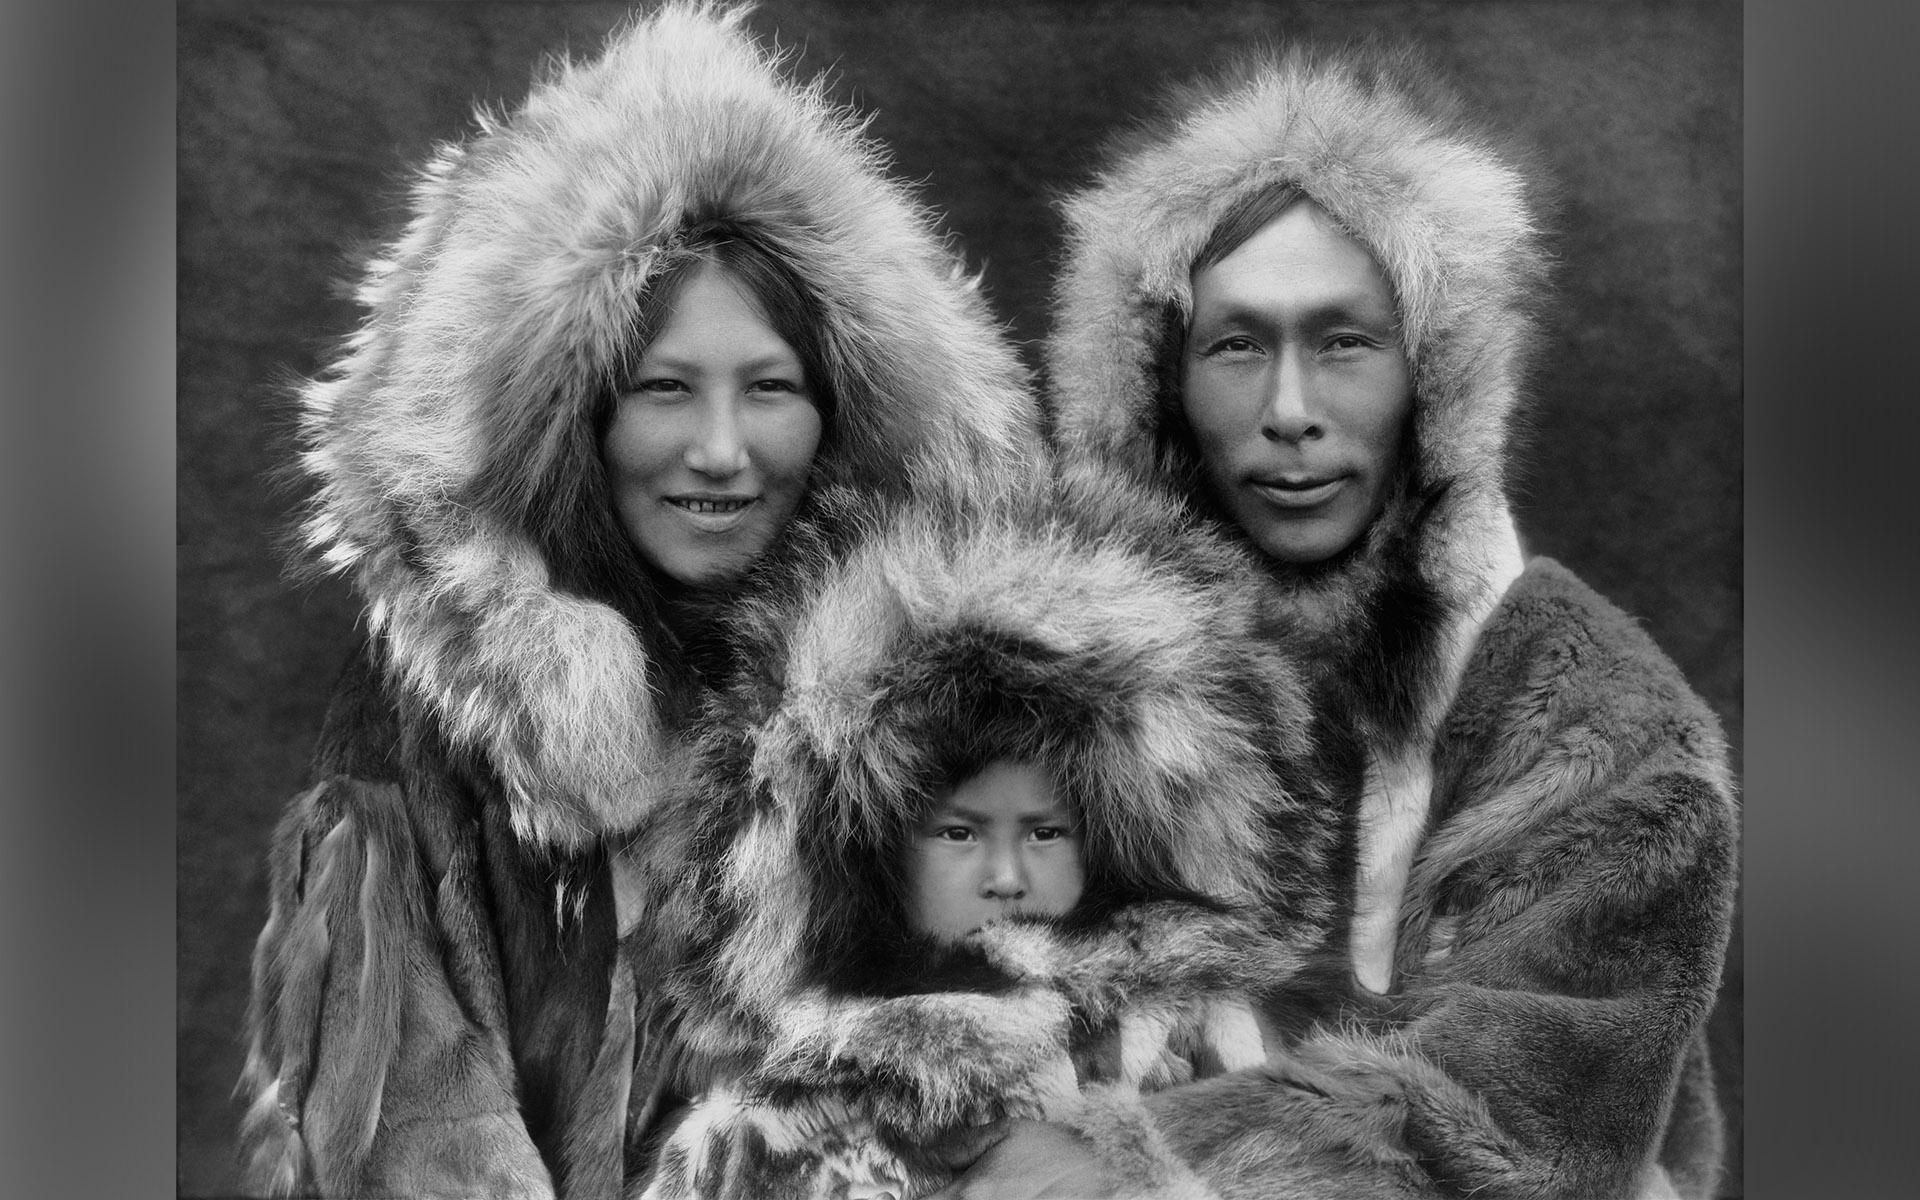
624, 472, 1357, 1198
242, 6, 1045, 1197
1044, 43, 1739, 1200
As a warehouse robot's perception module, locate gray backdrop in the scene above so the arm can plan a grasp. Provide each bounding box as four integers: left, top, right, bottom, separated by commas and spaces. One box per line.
178, 3, 1741, 1195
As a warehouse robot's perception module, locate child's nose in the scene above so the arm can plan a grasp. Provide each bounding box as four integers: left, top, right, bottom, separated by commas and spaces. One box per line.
979, 845, 1027, 899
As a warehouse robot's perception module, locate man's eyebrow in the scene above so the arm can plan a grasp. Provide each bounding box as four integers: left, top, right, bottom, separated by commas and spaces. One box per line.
1196, 296, 1398, 328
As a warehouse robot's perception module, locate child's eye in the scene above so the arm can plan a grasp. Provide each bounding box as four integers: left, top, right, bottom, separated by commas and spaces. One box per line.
1029, 826, 1074, 843
933, 826, 976, 843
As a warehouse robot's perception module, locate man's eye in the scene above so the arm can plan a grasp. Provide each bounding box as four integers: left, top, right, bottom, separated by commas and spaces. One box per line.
1209, 336, 1261, 355
1325, 334, 1374, 352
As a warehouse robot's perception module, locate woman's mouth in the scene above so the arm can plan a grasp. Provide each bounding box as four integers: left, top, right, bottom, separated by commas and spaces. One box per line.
666, 495, 758, 530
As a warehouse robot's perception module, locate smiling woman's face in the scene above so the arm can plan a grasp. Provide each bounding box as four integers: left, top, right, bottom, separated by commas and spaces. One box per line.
602, 260, 823, 587
1181, 201, 1413, 565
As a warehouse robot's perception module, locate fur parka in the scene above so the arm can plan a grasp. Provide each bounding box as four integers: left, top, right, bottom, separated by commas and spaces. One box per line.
1044, 45, 1739, 1200
240, 6, 1043, 1197
623, 470, 1358, 1200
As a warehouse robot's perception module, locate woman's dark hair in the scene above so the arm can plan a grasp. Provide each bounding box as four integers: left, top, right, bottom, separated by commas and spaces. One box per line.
469, 220, 843, 718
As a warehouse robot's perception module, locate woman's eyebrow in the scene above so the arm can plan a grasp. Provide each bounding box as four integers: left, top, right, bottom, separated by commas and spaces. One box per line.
635, 351, 803, 374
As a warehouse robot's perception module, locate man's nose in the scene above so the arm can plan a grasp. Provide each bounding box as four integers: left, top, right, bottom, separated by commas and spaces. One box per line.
684, 395, 749, 475
1259, 350, 1323, 443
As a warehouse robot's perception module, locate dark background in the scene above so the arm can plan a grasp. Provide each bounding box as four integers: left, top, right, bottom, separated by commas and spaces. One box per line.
177, 3, 1741, 1196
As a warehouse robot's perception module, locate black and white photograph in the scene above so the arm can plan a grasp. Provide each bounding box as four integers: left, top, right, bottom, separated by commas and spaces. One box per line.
171, 2, 1753, 1197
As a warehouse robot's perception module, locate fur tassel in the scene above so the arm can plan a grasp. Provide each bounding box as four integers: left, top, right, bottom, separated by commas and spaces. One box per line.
241, 783, 412, 1196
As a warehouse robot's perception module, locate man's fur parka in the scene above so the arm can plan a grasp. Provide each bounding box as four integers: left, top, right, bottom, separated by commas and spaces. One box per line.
1044, 45, 1739, 1200
624, 471, 1356, 1199
240, 6, 1043, 1197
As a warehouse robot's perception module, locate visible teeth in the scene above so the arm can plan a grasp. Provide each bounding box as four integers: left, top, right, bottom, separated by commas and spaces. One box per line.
674, 498, 752, 514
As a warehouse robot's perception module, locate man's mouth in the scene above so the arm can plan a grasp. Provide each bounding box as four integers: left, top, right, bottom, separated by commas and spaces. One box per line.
1250, 475, 1345, 508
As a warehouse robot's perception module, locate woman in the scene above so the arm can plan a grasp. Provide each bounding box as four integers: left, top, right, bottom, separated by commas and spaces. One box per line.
941, 43, 1737, 1200
239, 6, 1040, 1197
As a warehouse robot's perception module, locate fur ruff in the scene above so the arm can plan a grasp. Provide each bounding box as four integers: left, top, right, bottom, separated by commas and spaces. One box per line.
296, 2, 1041, 852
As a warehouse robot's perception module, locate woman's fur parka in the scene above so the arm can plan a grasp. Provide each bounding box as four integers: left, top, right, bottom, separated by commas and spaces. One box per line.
625, 470, 1357, 1199
1044, 44, 1739, 1200
241, 6, 1044, 1197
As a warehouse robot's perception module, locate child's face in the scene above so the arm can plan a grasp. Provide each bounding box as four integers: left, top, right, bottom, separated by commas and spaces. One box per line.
903, 759, 1084, 942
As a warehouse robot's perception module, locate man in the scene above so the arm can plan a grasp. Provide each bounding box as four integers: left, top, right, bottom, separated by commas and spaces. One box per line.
935, 44, 1738, 1200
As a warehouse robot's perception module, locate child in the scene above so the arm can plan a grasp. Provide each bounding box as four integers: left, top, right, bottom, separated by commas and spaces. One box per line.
628, 480, 1355, 1200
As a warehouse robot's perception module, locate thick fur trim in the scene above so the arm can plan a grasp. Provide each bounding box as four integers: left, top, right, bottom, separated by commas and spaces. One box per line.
1045, 42, 1546, 718
298, 2, 1041, 851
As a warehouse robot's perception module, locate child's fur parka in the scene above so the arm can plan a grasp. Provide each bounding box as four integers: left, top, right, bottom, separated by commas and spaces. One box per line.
626, 471, 1356, 1199
240, 7, 1043, 1197
1045, 44, 1739, 1200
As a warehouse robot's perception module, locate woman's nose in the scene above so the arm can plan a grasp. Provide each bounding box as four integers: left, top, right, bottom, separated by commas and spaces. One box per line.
1259, 352, 1323, 443
684, 396, 749, 476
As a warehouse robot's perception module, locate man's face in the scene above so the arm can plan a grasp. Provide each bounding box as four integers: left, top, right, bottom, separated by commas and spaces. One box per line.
1180, 201, 1413, 565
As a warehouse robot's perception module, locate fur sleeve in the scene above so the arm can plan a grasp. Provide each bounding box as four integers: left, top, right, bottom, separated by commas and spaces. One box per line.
1145, 763, 1734, 1200
1143, 569, 1741, 1200
239, 775, 555, 1199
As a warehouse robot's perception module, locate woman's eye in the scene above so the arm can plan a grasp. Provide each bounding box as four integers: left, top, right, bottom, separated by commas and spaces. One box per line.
1325, 334, 1374, 353
749, 377, 803, 394
631, 378, 687, 395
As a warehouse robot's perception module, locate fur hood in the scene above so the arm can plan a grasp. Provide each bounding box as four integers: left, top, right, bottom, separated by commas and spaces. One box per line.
627, 472, 1352, 1194
296, 2, 1041, 852
1046, 43, 1550, 740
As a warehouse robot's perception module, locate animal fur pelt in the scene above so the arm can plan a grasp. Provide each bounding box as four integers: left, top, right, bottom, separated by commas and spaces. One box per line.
242, 6, 1047, 1196
621, 471, 1360, 1199
294, 0, 1040, 855
1043, 43, 1739, 1200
